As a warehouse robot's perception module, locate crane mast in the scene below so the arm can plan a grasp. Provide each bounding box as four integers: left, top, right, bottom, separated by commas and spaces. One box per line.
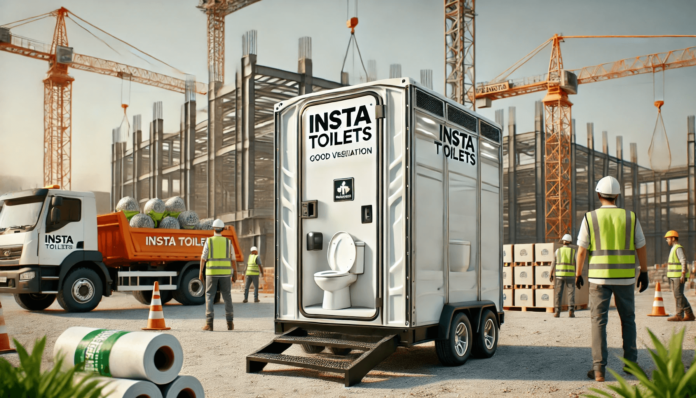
444, 0, 475, 109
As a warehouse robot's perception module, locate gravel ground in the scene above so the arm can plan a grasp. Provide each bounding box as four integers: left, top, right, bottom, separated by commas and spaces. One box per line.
1, 287, 694, 398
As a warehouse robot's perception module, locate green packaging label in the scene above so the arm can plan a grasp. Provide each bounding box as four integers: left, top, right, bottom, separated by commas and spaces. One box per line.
74, 329, 130, 377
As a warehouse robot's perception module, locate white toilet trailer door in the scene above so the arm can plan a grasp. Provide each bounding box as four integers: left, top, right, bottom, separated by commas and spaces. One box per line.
299, 94, 381, 319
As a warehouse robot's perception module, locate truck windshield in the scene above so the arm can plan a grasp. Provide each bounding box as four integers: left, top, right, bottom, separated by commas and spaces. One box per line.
0, 196, 46, 233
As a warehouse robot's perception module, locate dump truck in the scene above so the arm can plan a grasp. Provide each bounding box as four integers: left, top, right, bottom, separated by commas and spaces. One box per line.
0, 187, 242, 312
247, 78, 504, 386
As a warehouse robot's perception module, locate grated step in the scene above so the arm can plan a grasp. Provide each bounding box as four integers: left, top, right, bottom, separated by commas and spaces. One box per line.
248, 353, 353, 372
274, 335, 377, 350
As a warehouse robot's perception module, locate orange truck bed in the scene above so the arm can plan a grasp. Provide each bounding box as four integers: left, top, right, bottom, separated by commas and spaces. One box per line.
97, 212, 244, 267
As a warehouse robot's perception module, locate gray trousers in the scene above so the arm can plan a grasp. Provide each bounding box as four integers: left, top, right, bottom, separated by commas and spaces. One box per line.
669, 278, 693, 315
590, 283, 637, 373
554, 277, 575, 311
206, 276, 234, 323
244, 275, 260, 300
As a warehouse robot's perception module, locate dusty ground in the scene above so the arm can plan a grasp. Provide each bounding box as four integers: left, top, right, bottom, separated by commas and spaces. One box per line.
1, 288, 695, 398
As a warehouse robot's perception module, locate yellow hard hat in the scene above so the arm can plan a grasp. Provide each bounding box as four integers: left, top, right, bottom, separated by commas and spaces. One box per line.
665, 230, 679, 238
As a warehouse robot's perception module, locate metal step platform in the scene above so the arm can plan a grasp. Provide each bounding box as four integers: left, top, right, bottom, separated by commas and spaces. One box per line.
246, 327, 399, 386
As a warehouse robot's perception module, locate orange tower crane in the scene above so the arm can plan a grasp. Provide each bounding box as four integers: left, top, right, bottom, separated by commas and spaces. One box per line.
0, 7, 207, 190
474, 35, 696, 242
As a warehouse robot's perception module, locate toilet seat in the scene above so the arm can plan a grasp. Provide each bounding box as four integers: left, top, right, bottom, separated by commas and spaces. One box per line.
327, 232, 356, 272
314, 270, 349, 278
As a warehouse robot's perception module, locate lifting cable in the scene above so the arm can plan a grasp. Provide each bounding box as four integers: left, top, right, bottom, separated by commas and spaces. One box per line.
1, 11, 53, 29
340, 0, 368, 83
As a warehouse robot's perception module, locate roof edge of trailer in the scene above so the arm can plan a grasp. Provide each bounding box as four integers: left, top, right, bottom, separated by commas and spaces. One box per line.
274, 77, 501, 132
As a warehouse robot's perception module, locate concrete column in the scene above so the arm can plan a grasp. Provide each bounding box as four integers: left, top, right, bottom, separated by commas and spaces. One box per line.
688, 116, 695, 259
208, 80, 223, 218
298, 37, 313, 95
235, 70, 243, 217
111, 130, 119, 210
183, 100, 197, 209
507, 106, 516, 243
630, 143, 639, 215
602, 131, 608, 154
132, 115, 142, 204
242, 53, 257, 214
616, 136, 624, 208
587, 123, 595, 209
341, 72, 349, 85
151, 102, 164, 199
534, 101, 545, 242
570, 118, 577, 240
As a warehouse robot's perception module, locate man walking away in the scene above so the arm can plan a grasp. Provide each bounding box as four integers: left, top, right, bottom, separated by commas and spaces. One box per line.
243, 246, 264, 303
199, 219, 238, 331
664, 230, 695, 322
575, 176, 649, 382
550, 234, 576, 318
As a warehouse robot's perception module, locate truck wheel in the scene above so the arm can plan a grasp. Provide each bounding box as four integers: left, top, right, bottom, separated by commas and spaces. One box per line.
301, 345, 324, 354
328, 347, 352, 355
435, 312, 473, 366
173, 268, 205, 306
133, 290, 173, 305
14, 293, 56, 311
57, 267, 103, 312
472, 309, 498, 359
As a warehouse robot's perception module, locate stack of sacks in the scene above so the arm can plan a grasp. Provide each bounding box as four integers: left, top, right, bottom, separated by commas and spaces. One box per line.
177, 211, 199, 230
116, 197, 139, 221
54, 327, 205, 398
197, 218, 214, 230
144, 198, 166, 228
130, 213, 155, 229
159, 217, 180, 229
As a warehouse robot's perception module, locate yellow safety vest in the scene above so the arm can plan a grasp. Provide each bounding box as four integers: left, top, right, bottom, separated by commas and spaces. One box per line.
586, 208, 636, 280
246, 254, 259, 276
206, 236, 232, 276
667, 243, 690, 279
555, 246, 576, 277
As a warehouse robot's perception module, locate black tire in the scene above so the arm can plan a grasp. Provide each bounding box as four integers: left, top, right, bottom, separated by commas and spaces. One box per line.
435, 312, 473, 366
133, 290, 173, 305
472, 309, 499, 359
301, 345, 325, 354
57, 267, 103, 312
173, 268, 205, 306
14, 293, 56, 311
328, 347, 352, 355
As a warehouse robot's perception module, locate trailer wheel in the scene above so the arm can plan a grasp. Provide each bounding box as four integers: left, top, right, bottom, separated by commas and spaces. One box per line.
328, 347, 352, 355
133, 290, 173, 305
301, 345, 325, 354
57, 267, 103, 312
435, 312, 473, 366
472, 309, 498, 359
173, 268, 205, 306
14, 293, 56, 311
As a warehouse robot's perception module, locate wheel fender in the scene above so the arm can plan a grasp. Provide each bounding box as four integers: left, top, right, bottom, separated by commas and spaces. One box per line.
437, 301, 497, 341
57, 251, 113, 297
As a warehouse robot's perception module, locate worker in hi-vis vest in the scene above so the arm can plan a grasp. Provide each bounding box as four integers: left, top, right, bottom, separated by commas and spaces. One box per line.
199, 219, 238, 331
664, 230, 695, 322
243, 246, 264, 303
575, 176, 649, 383
549, 234, 576, 318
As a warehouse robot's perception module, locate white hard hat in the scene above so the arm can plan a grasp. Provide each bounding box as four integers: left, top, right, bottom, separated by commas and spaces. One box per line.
562, 234, 572, 243
595, 176, 621, 197
250, 246, 258, 252
212, 219, 225, 229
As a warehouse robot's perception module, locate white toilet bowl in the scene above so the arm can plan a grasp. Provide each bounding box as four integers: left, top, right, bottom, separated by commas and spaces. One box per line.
313, 232, 364, 310
314, 270, 357, 310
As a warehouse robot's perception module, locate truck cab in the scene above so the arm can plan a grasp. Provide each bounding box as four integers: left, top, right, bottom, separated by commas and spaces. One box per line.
0, 187, 110, 311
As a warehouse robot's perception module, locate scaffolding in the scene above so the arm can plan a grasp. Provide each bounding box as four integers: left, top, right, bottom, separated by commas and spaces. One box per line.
502, 102, 696, 266
111, 35, 342, 261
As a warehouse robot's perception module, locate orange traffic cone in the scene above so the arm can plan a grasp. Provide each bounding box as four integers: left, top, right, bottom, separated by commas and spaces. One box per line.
142, 282, 171, 330
0, 298, 16, 353
647, 282, 669, 317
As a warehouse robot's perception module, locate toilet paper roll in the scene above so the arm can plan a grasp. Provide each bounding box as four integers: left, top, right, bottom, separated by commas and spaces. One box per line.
84, 376, 163, 398
160, 375, 205, 398
54, 327, 183, 385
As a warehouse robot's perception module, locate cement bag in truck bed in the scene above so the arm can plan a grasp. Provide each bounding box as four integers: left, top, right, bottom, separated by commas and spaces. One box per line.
130, 213, 155, 229
116, 197, 139, 221
53, 327, 183, 385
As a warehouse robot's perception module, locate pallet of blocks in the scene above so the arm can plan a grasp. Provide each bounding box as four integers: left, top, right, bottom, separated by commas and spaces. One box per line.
506, 243, 547, 312
533, 243, 589, 312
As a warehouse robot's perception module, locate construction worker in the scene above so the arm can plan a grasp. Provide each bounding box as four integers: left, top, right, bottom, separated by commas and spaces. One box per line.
664, 230, 695, 322
243, 246, 264, 303
575, 176, 649, 382
199, 219, 238, 331
549, 234, 576, 318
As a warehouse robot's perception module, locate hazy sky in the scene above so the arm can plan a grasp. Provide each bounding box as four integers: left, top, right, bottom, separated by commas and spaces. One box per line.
1, 0, 695, 193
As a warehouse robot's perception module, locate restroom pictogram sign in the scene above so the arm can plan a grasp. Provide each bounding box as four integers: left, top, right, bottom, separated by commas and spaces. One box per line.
334, 178, 354, 201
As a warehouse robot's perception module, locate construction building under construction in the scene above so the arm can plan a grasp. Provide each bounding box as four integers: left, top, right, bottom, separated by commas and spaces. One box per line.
501, 103, 696, 266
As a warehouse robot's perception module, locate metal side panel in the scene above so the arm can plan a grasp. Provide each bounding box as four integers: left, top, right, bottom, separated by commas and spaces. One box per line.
279, 106, 299, 320
384, 88, 407, 327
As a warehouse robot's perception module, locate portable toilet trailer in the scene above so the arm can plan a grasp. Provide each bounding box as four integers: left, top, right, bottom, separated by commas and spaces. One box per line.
247, 78, 504, 386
